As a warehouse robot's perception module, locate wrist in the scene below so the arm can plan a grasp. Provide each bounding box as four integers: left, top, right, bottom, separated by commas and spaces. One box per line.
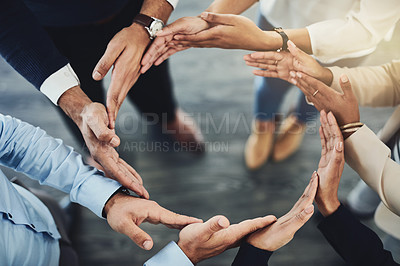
58, 86, 92, 128
316, 198, 340, 217
260, 31, 283, 51
129, 23, 153, 46
318, 67, 334, 86
177, 241, 199, 265
103, 189, 130, 217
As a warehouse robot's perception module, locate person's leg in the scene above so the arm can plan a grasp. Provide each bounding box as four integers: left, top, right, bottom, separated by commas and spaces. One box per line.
245, 73, 293, 169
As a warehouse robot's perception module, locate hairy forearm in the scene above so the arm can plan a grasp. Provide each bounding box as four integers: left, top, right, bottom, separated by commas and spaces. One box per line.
58, 86, 92, 128
140, 0, 174, 23
205, 0, 258, 15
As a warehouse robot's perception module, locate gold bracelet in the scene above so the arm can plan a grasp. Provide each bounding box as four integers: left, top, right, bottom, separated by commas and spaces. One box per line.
339, 122, 364, 130
341, 127, 361, 133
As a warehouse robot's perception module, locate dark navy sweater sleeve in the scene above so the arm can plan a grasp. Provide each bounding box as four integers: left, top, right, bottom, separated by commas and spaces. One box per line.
231, 242, 272, 266
318, 204, 399, 266
0, 0, 68, 89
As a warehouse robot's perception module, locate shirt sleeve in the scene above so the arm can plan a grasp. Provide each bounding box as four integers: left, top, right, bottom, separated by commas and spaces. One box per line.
40, 64, 80, 105
143, 241, 194, 266
231, 242, 272, 266
306, 0, 400, 63
0, 0, 79, 105
0, 114, 121, 218
344, 125, 400, 216
165, 0, 179, 9
318, 204, 398, 266
328, 60, 400, 107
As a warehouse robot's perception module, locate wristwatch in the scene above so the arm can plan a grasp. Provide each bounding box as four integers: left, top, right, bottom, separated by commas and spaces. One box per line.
133, 14, 164, 40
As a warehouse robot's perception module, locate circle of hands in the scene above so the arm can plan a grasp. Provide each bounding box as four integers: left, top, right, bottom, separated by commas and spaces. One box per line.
76, 11, 363, 264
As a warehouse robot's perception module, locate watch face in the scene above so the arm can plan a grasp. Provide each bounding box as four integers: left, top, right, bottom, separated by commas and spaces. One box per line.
149, 20, 164, 37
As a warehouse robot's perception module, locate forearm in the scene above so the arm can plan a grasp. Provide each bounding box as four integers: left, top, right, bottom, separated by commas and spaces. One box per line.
307, 0, 400, 63
318, 205, 398, 266
0, 114, 121, 217
140, 0, 174, 23
329, 61, 400, 107
205, 0, 258, 15
345, 125, 400, 216
58, 85, 92, 129
0, 0, 69, 90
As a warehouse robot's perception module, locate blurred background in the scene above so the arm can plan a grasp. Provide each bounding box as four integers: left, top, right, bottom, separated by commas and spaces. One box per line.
1, 1, 399, 265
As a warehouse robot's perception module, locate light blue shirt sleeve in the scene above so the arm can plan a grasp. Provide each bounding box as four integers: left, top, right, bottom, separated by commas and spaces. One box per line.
0, 114, 121, 218
144, 241, 194, 266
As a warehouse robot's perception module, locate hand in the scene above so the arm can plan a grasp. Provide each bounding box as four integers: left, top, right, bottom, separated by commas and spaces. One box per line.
93, 24, 151, 129
141, 16, 210, 73
104, 193, 202, 250
169, 12, 272, 51
58, 86, 149, 198
247, 173, 317, 251
80, 103, 150, 199
293, 73, 360, 127
244, 40, 332, 85
178, 215, 277, 264
315, 110, 344, 216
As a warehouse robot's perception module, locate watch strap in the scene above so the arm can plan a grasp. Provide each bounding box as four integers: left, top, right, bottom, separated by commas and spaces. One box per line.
274, 27, 289, 51
133, 14, 154, 28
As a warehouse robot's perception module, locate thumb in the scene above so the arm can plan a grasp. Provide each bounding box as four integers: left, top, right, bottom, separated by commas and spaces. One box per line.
204, 215, 230, 235
339, 74, 353, 96
122, 221, 154, 250
200, 12, 235, 25
287, 40, 308, 62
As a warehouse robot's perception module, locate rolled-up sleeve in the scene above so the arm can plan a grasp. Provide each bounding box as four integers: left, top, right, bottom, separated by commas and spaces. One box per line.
307, 0, 400, 63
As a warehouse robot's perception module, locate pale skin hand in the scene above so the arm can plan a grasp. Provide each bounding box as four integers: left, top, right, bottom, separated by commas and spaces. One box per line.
92, 0, 173, 129
141, 16, 210, 74
58, 86, 149, 199
244, 40, 333, 85
315, 110, 344, 217
247, 172, 317, 251
177, 215, 277, 264
293, 73, 360, 130
104, 193, 203, 250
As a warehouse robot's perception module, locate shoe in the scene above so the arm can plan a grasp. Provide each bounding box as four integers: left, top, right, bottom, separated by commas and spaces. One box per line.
244, 120, 275, 170
164, 109, 205, 153
272, 115, 306, 162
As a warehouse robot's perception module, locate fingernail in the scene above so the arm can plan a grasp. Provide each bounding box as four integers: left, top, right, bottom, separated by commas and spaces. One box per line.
305, 205, 314, 214
312, 171, 317, 179
290, 78, 297, 85
201, 12, 208, 19
93, 71, 102, 80
290, 71, 296, 78
336, 142, 343, 152
296, 72, 302, 78
218, 218, 225, 227
143, 240, 152, 250
110, 137, 119, 146
288, 40, 296, 48
340, 74, 349, 83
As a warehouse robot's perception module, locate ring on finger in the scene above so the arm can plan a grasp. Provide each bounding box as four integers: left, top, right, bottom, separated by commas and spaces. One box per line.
312, 90, 319, 97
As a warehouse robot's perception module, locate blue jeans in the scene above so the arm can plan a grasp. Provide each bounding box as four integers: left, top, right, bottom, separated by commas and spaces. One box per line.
254, 14, 317, 123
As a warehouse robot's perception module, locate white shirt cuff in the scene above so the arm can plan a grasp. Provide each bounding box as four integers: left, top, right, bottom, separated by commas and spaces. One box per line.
166, 0, 179, 9
40, 64, 80, 106
144, 241, 194, 266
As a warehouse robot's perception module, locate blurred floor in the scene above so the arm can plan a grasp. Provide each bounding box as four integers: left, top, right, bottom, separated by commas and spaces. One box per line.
1, 1, 400, 265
